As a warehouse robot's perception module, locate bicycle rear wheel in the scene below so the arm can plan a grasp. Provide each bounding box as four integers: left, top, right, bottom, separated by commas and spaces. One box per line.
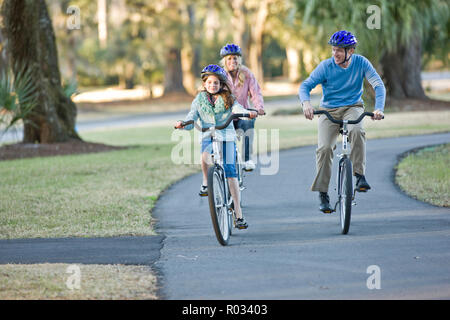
338, 158, 353, 234
207, 165, 230, 245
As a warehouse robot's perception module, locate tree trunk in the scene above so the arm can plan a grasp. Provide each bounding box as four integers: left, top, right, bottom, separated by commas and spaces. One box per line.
380, 35, 427, 99
229, 0, 249, 61
248, 0, 272, 86
2, 0, 80, 143
97, 0, 108, 49
286, 47, 300, 82
0, 25, 8, 74
164, 48, 186, 95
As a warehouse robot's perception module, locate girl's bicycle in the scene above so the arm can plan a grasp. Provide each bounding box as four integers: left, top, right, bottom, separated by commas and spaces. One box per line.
178, 112, 252, 245
313, 110, 381, 234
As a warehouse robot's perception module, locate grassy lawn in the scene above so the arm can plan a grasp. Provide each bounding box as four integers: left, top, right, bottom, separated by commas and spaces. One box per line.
396, 143, 450, 207
1, 109, 448, 299
0, 263, 157, 300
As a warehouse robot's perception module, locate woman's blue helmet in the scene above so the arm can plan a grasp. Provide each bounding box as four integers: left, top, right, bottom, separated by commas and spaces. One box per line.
201, 64, 228, 82
220, 43, 242, 58
328, 30, 357, 48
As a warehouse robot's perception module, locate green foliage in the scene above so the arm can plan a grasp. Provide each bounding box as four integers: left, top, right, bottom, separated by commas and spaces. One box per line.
0, 64, 37, 132
297, 0, 449, 63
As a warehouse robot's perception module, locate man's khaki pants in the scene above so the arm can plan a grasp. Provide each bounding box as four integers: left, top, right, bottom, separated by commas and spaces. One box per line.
311, 105, 366, 193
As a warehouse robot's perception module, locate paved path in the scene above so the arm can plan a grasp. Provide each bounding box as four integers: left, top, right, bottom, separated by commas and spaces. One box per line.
153, 133, 450, 299
0, 236, 163, 265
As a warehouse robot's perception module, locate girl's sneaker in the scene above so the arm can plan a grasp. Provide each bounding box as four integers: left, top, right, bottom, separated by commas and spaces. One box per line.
235, 217, 248, 229
199, 185, 208, 196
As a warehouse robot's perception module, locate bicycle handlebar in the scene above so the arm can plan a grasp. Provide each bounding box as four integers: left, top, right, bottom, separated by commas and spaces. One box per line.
313, 110, 383, 125
176, 113, 252, 132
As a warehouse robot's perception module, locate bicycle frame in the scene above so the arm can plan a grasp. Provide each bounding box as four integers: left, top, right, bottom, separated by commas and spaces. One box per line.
313, 109, 381, 234
177, 112, 251, 244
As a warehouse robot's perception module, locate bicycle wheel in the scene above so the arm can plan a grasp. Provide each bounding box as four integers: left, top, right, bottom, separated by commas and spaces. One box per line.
207, 165, 230, 245
338, 157, 353, 234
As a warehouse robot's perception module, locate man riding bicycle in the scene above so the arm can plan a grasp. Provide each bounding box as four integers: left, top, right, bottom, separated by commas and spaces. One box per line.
299, 30, 385, 213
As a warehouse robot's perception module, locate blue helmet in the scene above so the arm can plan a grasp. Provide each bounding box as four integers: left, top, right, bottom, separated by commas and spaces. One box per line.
201, 64, 228, 82
220, 43, 242, 57
328, 30, 357, 48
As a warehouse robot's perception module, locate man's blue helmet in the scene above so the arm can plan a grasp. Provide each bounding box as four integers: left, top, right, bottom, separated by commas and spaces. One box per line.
328, 30, 357, 48
220, 43, 242, 58
201, 64, 228, 82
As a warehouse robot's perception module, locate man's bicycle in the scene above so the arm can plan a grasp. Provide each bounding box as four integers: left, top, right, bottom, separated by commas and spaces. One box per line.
313, 110, 381, 234
177, 113, 252, 245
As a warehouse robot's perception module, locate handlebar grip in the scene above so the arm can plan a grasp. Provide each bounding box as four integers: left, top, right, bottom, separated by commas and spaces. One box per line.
313, 110, 383, 124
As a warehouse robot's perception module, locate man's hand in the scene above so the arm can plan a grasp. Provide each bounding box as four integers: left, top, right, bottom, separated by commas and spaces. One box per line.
372, 109, 384, 120
302, 101, 314, 120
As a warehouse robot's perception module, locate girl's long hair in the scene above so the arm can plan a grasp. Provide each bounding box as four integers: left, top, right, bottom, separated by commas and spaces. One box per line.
200, 75, 235, 109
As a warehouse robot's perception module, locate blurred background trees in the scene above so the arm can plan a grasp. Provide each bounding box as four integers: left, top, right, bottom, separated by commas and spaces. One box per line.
2, 0, 447, 96
0, 0, 448, 126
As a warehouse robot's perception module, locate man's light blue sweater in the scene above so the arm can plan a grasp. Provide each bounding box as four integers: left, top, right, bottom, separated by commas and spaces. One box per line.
299, 54, 386, 111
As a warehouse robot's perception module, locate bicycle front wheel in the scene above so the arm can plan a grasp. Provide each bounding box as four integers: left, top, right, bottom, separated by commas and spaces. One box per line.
207, 165, 230, 245
338, 158, 353, 234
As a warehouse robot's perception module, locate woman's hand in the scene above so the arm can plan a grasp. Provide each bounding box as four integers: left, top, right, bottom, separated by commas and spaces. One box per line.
248, 111, 258, 119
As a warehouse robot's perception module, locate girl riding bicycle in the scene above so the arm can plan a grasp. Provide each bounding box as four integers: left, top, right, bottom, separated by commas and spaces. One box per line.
175, 64, 257, 229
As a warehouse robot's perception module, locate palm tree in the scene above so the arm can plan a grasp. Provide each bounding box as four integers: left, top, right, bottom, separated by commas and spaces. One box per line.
2, 0, 80, 143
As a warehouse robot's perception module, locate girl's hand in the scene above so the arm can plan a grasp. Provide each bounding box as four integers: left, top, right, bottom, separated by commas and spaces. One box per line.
174, 121, 184, 129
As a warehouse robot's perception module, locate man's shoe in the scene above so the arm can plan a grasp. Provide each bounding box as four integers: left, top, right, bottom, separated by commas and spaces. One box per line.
319, 192, 333, 213
244, 160, 255, 171
199, 185, 208, 196
235, 217, 248, 229
355, 173, 371, 192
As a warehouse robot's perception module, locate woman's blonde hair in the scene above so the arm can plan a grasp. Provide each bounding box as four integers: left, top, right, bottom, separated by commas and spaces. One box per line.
220, 55, 246, 87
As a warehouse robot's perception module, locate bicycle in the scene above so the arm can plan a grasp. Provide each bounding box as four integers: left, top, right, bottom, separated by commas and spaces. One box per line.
177, 112, 252, 245
313, 110, 382, 234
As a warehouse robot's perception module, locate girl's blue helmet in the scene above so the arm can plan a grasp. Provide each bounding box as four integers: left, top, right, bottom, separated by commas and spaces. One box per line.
201, 64, 228, 82
328, 30, 357, 48
220, 43, 242, 57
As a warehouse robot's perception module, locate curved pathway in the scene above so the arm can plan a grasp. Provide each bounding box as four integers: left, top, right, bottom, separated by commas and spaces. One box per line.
153, 133, 450, 299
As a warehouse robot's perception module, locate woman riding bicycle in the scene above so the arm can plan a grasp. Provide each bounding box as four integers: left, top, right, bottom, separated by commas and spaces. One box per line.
219, 43, 265, 171
299, 30, 385, 213
175, 64, 257, 229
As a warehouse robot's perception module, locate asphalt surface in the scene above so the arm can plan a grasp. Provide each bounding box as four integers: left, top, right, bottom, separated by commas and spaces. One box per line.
153, 132, 450, 299
0, 236, 164, 265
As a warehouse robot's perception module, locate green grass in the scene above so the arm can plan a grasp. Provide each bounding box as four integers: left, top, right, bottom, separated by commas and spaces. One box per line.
0, 263, 157, 300
0, 134, 198, 239
396, 143, 450, 207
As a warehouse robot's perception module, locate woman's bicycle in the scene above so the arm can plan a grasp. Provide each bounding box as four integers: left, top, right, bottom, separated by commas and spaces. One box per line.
313, 110, 381, 234
177, 112, 252, 245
